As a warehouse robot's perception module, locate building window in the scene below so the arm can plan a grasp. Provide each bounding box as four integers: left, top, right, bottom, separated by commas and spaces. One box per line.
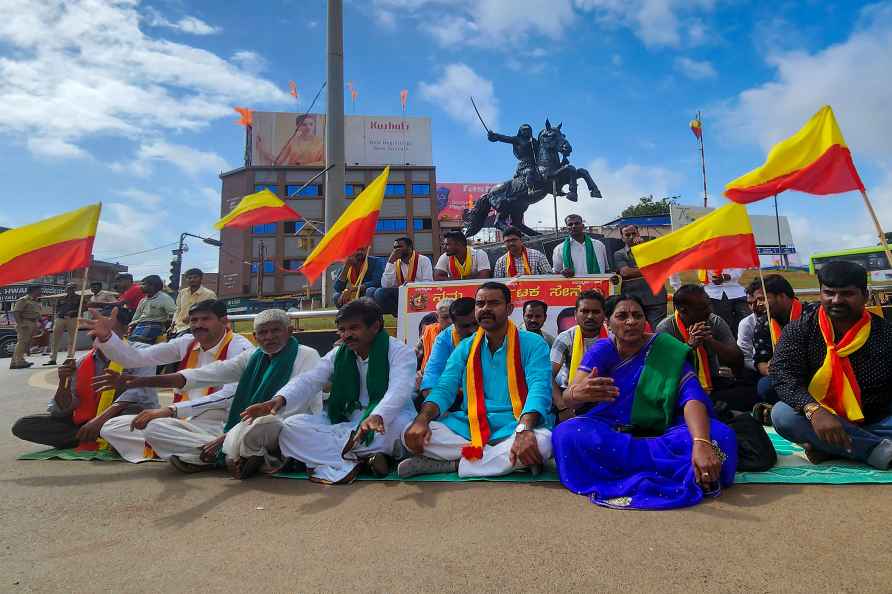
413, 218, 433, 231
344, 184, 365, 197
412, 183, 431, 195
286, 184, 321, 197
250, 260, 276, 273
375, 219, 408, 233
385, 183, 406, 196
282, 259, 302, 271
255, 183, 277, 193
251, 223, 277, 234
283, 221, 306, 235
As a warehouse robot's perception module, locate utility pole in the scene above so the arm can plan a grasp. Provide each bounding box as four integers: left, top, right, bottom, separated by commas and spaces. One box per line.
323, 0, 346, 307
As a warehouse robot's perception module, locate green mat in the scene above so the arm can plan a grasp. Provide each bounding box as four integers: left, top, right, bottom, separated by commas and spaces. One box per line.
274, 469, 561, 482
17, 448, 123, 462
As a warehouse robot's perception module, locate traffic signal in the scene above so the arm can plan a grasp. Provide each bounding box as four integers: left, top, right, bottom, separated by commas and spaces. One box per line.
169, 258, 182, 291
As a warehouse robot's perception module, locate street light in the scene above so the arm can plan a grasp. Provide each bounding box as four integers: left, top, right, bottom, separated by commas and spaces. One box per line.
171, 232, 223, 291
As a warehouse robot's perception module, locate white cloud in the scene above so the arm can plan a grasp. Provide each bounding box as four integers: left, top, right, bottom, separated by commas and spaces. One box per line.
231, 50, 267, 73
145, 9, 220, 35
111, 140, 229, 178
674, 56, 716, 80
574, 0, 716, 48
198, 186, 221, 212
419, 63, 499, 134
116, 188, 163, 207
0, 0, 288, 162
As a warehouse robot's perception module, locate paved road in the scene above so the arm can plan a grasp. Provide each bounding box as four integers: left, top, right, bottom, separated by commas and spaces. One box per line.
1, 352, 888, 593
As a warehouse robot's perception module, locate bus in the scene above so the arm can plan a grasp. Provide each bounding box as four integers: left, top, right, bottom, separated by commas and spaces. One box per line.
809, 245, 892, 284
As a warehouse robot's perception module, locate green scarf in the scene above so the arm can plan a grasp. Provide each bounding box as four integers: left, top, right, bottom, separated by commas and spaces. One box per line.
223, 337, 300, 432
327, 330, 390, 445
630, 333, 692, 434
562, 236, 598, 274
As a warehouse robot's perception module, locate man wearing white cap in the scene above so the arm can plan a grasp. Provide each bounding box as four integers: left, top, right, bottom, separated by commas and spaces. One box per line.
93, 308, 322, 475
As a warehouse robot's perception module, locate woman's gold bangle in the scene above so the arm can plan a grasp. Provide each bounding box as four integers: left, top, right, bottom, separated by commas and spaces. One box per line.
692, 437, 712, 447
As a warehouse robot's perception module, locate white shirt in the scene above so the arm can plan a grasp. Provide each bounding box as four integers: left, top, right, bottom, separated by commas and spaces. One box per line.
737, 312, 758, 372
434, 248, 491, 278
179, 343, 324, 416
551, 237, 609, 275
95, 331, 254, 417
381, 253, 434, 288
669, 268, 747, 299
277, 336, 417, 425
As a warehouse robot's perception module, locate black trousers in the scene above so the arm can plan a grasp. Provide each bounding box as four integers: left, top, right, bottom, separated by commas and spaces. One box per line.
710, 295, 749, 338
12, 414, 80, 449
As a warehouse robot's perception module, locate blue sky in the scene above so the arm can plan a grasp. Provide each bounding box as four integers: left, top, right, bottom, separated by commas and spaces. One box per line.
1, 0, 891, 279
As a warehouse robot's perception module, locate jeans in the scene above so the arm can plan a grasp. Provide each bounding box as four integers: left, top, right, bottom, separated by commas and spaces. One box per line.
771, 402, 892, 469
333, 287, 377, 309
372, 287, 399, 316
130, 321, 164, 344
756, 376, 779, 404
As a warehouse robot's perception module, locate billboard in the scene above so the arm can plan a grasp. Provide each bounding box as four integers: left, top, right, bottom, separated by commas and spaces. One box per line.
436, 182, 498, 223
669, 204, 796, 252
249, 112, 433, 167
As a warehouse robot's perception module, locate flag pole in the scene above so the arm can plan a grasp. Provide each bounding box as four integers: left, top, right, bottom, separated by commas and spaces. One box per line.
66, 265, 91, 366
756, 265, 775, 347
773, 194, 784, 269
859, 189, 892, 270
698, 111, 708, 208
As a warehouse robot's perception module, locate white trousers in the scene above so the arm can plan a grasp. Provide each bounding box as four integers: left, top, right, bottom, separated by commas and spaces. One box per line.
278, 409, 416, 484
125, 409, 228, 465
221, 415, 288, 472
420, 421, 553, 478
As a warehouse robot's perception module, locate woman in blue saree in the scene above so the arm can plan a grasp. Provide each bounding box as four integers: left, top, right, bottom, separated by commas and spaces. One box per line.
552, 295, 737, 509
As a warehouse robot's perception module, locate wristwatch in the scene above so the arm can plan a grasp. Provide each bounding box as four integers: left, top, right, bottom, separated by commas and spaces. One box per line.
515, 422, 531, 435
167, 405, 178, 419
803, 402, 822, 421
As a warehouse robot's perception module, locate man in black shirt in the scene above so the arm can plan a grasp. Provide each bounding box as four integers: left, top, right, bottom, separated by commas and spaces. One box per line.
771, 261, 892, 468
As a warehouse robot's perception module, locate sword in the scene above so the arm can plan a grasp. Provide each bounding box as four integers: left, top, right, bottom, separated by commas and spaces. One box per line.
469, 96, 490, 134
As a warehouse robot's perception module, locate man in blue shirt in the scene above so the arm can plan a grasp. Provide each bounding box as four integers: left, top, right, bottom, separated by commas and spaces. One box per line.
400, 282, 554, 478
418, 297, 478, 399
333, 249, 386, 308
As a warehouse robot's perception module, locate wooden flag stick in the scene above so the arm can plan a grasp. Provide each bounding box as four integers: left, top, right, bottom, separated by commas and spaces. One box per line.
66, 266, 91, 363
859, 189, 892, 270
756, 265, 774, 346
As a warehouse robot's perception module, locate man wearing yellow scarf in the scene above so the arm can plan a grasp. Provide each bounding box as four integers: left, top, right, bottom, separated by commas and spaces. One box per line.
401, 282, 554, 478
771, 262, 892, 469
433, 231, 492, 280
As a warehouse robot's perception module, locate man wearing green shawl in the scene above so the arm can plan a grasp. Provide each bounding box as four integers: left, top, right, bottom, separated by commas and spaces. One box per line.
551, 214, 609, 277
240, 299, 417, 484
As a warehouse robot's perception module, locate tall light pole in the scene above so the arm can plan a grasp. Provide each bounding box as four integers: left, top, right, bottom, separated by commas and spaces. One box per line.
323, 0, 346, 306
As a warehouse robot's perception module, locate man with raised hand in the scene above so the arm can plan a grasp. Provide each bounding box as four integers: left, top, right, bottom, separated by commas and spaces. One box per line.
400, 282, 554, 478
374, 236, 433, 315
92, 309, 321, 476
82, 299, 252, 464
237, 298, 417, 483
551, 290, 608, 392
551, 214, 609, 277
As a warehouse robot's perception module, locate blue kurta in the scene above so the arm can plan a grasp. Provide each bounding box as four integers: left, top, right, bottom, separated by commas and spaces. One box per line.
552, 336, 737, 510
425, 328, 554, 442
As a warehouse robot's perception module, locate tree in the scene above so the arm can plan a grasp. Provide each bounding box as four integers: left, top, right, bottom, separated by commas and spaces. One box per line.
621, 195, 678, 218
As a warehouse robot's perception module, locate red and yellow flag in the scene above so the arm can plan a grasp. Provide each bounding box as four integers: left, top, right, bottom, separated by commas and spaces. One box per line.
631, 203, 759, 294
724, 105, 864, 204
0, 204, 100, 286
214, 189, 302, 230
690, 118, 702, 140
299, 167, 389, 283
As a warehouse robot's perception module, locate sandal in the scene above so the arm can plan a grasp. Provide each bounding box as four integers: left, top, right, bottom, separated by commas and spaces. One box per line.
752, 403, 773, 426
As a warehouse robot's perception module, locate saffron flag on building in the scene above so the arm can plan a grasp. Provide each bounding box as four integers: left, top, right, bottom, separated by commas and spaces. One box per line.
299, 166, 390, 283
631, 203, 759, 294
0, 203, 101, 286
724, 105, 865, 204
234, 107, 253, 127
214, 189, 302, 230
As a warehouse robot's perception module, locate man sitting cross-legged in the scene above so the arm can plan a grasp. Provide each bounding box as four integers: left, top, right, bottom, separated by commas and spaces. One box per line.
81, 300, 252, 463
400, 281, 554, 478
236, 298, 417, 483
12, 308, 158, 450
93, 309, 321, 475
418, 297, 478, 400
771, 261, 892, 469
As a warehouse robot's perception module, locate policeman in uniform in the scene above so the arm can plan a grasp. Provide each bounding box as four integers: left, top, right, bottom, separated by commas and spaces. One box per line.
11, 285, 42, 369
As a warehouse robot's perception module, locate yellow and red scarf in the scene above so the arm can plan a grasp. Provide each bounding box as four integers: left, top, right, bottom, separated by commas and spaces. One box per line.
451, 326, 461, 347
463, 320, 527, 460
395, 252, 419, 285
698, 269, 724, 284
567, 324, 609, 384
505, 248, 531, 277
674, 311, 712, 392
173, 330, 236, 403
769, 298, 802, 347
346, 257, 370, 289
807, 306, 870, 422
448, 248, 473, 279
73, 350, 124, 451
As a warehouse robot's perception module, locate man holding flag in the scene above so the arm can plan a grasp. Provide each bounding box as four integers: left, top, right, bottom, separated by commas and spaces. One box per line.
374, 236, 433, 315
333, 248, 386, 308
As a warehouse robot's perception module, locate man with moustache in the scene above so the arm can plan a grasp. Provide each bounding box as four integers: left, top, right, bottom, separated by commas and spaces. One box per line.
550, 290, 609, 391
92, 309, 322, 475
418, 297, 478, 399
374, 236, 433, 315
521, 300, 554, 347
434, 231, 492, 280
771, 261, 892, 468
82, 300, 252, 464
400, 282, 554, 478
613, 224, 668, 328
737, 280, 766, 375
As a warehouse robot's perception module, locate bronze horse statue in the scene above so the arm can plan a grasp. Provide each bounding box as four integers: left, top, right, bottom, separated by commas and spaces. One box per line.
463, 119, 602, 237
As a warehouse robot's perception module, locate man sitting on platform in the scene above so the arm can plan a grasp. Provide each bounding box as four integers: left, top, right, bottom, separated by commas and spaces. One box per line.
334, 249, 386, 308
613, 224, 668, 328
235, 299, 417, 483
656, 284, 752, 411
129, 275, 176, 344
771, 261, 892, 469
400, 282, 553, 478
522, 300, 554, 346
493, 227, 551, 278
551, 290, 608, 391
92, 309, 322, 475
434, 231, 492, 280
374, 236, 433, 315
418, 297, 478, 400
12, 308, 158, 450
82, 300, 252, 464
551, 214, 609, 277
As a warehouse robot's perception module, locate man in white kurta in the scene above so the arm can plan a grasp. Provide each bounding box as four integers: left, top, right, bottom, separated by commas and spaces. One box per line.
87, 300, 252, 462
239, 299, 416, 483
551, 214, 609, 276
